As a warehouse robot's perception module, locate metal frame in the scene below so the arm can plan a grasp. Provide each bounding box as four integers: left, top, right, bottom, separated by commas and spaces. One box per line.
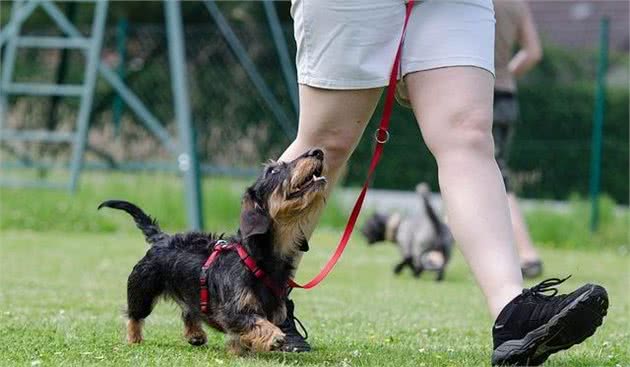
165, 0, 204, 230
203, 0, 296, 139
262, 0, 298, 115
0, 0, 108, 191
0, 0, 299, 230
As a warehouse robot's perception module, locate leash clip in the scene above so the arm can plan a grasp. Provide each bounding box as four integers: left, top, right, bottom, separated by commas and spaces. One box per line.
214, 239, 229, 250
375, 128, 390, 144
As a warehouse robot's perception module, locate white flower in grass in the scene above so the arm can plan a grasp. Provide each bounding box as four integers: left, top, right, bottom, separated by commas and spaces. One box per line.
31, 361, 42, 366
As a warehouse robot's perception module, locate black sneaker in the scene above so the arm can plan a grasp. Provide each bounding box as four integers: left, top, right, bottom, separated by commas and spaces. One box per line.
278, 299, 311, 352
492, 276, 608, 366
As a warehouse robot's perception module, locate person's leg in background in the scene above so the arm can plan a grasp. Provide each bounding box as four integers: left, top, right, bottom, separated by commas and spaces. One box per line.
405, 67, 523, 318
493, 93, 543, 278
507, 193, 542, 275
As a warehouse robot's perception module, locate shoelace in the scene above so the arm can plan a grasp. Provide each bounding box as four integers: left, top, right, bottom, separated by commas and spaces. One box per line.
524, 275, 572, 298
292, 315, 309, 340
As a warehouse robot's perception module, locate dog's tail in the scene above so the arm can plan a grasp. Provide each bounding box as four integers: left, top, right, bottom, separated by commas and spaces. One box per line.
416, 183, 445, 236
98, 200, 166, 244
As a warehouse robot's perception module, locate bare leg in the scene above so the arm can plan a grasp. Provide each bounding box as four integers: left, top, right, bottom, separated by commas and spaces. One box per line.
279, 85, 382, 250
280, 85, 382, 185
405, 67, 523, 318
507, 192, 540, 264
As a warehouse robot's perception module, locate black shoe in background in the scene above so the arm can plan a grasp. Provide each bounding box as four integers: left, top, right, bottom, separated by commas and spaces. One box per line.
521, 260, 543, 279
492, 276, 608, 366
278, 298, 311, 352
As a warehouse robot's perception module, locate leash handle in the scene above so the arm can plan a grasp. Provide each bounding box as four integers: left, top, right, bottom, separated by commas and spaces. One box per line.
289, 0, 415, 290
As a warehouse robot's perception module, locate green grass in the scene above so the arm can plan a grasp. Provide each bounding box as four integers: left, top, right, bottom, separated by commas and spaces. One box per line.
1, 173, 627, 251
1, 229, 628, 366
526, 194, 629, 251
0, 173, 348, 234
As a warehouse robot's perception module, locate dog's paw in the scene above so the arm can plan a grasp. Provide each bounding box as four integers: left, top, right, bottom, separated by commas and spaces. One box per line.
126, 320, 144, 344
127, 334, 143, 344
269, 332, 286, 351
187, 333, 207, 346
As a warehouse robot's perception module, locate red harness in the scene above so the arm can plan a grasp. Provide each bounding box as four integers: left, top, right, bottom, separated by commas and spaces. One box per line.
199, 240, 284, 313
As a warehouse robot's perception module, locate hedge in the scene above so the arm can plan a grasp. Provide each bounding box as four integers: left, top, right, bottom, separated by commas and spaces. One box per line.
344, 83, 629, 205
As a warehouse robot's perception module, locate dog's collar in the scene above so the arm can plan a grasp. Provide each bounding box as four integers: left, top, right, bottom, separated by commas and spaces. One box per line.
385, 213, 402, 242
199, 240, 285, 313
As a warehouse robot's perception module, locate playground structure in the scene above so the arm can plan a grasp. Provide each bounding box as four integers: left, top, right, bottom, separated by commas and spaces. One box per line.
0, 0, 299, 230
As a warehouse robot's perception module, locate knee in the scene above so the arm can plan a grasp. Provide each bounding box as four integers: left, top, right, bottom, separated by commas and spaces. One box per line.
294, 131, 357, 173
320, 137, 355, 172
425, 107, 494, 160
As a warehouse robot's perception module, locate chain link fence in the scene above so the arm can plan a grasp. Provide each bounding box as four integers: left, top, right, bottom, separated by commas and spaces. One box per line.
1, 1, 628, 204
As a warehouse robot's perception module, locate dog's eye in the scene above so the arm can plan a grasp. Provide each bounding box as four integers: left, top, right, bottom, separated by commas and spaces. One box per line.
264, 166, 279, 178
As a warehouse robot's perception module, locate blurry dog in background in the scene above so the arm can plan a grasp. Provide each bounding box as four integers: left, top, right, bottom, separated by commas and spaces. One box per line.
361, 183, 454, 281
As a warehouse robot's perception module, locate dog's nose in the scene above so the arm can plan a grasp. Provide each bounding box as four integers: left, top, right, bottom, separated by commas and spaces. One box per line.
308, 148, 324, 160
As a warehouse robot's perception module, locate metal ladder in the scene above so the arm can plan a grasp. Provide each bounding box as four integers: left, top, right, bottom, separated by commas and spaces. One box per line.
0, 0, 108, 190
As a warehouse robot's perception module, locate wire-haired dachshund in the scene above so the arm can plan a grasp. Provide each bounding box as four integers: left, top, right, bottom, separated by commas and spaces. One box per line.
99, 149, 327, 354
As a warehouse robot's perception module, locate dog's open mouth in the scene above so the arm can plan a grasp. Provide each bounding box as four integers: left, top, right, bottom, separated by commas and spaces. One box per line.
287, 162, 327, 200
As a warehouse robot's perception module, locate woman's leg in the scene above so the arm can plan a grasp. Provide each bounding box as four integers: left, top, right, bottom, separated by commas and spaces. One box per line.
279, 85, 383, 237
508, 193, 541, 263
405, 67, 523, 319
276, 85, 382, 351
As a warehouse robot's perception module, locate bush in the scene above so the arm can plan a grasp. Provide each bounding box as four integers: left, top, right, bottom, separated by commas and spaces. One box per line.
526, 194, 629, 250
345, 84, 629, 205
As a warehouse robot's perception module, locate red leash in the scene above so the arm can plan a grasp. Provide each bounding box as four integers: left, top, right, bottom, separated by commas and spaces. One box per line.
288, 0, 415, 290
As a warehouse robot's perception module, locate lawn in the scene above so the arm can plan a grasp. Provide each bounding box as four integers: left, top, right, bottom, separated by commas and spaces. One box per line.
1, 228, 628, 366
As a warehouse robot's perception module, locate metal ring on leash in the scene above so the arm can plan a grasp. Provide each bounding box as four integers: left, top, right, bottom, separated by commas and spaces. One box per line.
214, 239, 228, 249
375, 128, 390, 144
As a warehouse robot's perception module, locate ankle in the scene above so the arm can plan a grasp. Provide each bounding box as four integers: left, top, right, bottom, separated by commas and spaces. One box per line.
489, 285, 523, 320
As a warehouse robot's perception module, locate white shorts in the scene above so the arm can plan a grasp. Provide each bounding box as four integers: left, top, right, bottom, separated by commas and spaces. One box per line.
291, 0, 495, 92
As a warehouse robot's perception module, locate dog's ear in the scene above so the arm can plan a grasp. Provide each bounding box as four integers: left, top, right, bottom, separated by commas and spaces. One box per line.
240, 190, 271, 239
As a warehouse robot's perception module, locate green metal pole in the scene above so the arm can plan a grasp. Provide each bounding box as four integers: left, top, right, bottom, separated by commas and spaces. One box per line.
165, 0, 204, 230
113, 17, 128, 137
589, 17, 609, 232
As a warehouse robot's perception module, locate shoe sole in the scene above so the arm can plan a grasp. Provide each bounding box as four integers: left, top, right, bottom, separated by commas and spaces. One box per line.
491, 284, 608, 366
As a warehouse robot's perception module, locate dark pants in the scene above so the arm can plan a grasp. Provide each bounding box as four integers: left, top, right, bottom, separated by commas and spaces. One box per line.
493, 91, 519, 191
